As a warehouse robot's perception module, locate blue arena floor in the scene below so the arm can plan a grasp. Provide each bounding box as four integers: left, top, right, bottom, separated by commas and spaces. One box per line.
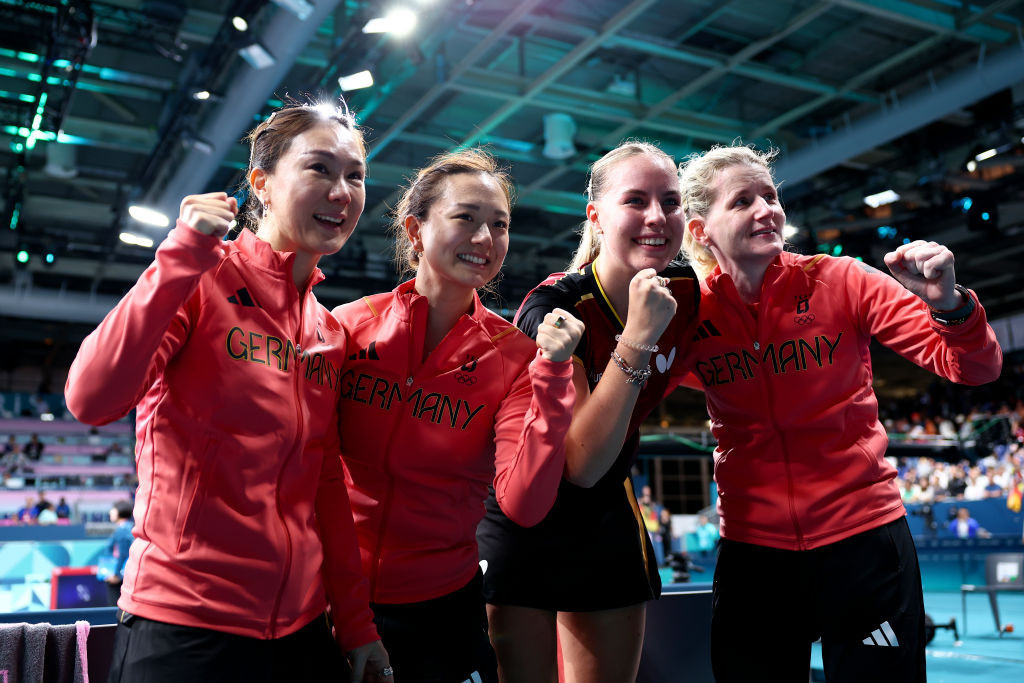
811, 592, 1024, 682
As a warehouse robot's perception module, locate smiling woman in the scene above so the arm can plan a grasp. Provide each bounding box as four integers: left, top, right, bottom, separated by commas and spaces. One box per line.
331, 147, 584, 683
64, 101, 390, 683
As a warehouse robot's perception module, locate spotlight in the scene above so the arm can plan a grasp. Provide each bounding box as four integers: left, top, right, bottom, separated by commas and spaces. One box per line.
232, 16, 248, 31
338, 70, 374, 91
363, 8, 417, 36
119, 232, 155, 248
863, 189, 900, 208
128, 205, 170, 227
192, 90, 211, 101
15, 248, 30, 265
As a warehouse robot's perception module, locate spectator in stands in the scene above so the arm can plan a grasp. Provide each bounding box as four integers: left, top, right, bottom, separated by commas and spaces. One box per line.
964, 466, 989, 501
694, 513, 719, 553
674, 144, 1001, 682
477, 141, 700, 683
947, 506, 989, 539
103, 499, 135, 606
22, 433, 44, 461
659, 507, 677, 561
332, 148, 581, 683
948, 464, 968, 499
16, 496, 35, 524
31, 491, 52, 518
55, 496, 70, 520
64, 101, 389, 683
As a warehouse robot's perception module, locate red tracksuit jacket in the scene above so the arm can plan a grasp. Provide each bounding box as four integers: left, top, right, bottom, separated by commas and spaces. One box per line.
680, 252, 1002, 550
65, 225, 378, 650
333, 280, 575, 604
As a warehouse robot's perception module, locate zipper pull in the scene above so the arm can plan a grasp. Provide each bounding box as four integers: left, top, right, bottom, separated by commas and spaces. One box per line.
753, 341, 760, 351
406, 376, 413, 386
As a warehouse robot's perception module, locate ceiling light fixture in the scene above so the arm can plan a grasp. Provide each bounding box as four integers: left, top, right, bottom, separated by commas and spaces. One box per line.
238, 43, 276, 70
862, 189, 900, 208
119, 232, 155, 248
232, 16, 248, 31
338, 70, 374, 91
363, 8, 418, 36
128, 205, 170, 228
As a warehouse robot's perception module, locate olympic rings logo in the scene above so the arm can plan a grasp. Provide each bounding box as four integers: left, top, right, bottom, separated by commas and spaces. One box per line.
794, 314, 816, 325
455, 372, 477, 385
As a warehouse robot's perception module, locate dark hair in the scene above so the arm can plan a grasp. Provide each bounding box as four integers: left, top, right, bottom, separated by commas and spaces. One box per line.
241, 100, 366, 231
391, 147, 515, 279
113, 499, 133, 521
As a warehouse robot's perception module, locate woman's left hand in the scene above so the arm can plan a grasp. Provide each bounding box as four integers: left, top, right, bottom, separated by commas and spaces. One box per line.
536, 308, 585, 363
883, 240, 961, 310
347, 639, 393, 683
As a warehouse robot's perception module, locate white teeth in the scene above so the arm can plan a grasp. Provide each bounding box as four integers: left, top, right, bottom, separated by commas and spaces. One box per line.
636, 237, 667, 246
459, 254, 487, 265
314, 214, 343, 224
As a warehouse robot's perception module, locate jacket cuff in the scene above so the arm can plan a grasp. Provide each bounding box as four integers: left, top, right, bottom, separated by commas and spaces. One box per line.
529, 348, 575, 378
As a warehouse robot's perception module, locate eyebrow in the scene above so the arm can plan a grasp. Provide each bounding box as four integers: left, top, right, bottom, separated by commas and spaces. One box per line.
453, 202, 509, 216
302, 150, 365, 166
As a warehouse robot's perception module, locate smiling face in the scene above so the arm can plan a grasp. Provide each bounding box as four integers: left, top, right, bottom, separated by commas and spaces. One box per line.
687, 163, 785, 277
250, 122, 366, 262
587, 153, 683, 278
407, 172, 510, 300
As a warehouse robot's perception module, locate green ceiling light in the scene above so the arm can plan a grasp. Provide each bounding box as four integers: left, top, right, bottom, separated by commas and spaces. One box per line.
9, 202, 21, 230
15, 249, 30, 264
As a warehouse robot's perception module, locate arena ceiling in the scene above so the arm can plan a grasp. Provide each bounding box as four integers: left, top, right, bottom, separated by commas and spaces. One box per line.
2, 0, 1024, 386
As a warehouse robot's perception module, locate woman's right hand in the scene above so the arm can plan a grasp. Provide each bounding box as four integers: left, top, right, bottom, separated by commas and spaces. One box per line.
622, 267, 676, 344
179, 192, 237, 238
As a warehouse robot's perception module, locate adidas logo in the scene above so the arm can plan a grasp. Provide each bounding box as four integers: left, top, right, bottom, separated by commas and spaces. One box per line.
348, 341, 379, 361
862, 621, 899, 647
227, 287, 258, 308
691, 319, 721, 341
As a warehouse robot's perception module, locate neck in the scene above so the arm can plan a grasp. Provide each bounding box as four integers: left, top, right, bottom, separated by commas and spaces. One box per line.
593, 255, 634, 323
254, 224, 319, 292
716, 255, 774, 304
414, 274, 475, 352
290, 252, 317, 292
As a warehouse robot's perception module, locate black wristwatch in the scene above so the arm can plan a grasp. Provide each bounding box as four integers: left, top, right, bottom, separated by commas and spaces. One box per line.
928, 284, 975, 326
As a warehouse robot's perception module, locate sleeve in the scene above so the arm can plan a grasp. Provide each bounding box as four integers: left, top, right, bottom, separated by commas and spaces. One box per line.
114, 528, 133, 579
515, 283, 590, 362
64, 222, 224, 425
849, 258, 1002, 385
491, 350, 576, 527
316, 412, 379, 652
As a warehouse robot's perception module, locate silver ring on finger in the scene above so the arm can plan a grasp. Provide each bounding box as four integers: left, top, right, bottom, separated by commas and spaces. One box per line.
380, 666, 394, 677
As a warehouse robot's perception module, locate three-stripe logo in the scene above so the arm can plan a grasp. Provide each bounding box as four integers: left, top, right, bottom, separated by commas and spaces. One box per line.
862, 621, 900, 647
691, 319, 721, 342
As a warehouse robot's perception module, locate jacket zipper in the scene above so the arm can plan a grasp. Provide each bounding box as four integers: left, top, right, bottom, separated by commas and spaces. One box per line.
368, 305, 419, 599
266, 284, 306, 637
749, 280, 804, 549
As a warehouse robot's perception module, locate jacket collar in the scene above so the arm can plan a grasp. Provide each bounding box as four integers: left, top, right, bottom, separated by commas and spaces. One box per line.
233, 228, 326, 291
391, 278, 486, 324
704, 251, 808, 296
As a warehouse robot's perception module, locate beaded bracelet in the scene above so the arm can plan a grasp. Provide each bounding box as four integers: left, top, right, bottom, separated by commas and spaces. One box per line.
610, 350, 652, 386
929, 284, 975, 326
615, 334, 659, 353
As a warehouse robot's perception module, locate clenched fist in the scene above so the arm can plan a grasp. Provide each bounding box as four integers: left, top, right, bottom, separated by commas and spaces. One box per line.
179, 192, 238, 239
536, 308, 584, 363
883, 240, 961, 310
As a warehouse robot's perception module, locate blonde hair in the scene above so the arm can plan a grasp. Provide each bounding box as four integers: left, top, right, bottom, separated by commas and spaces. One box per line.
678, 144, 778, 280
391, 147, 515, 281
568, 141, 677, 271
